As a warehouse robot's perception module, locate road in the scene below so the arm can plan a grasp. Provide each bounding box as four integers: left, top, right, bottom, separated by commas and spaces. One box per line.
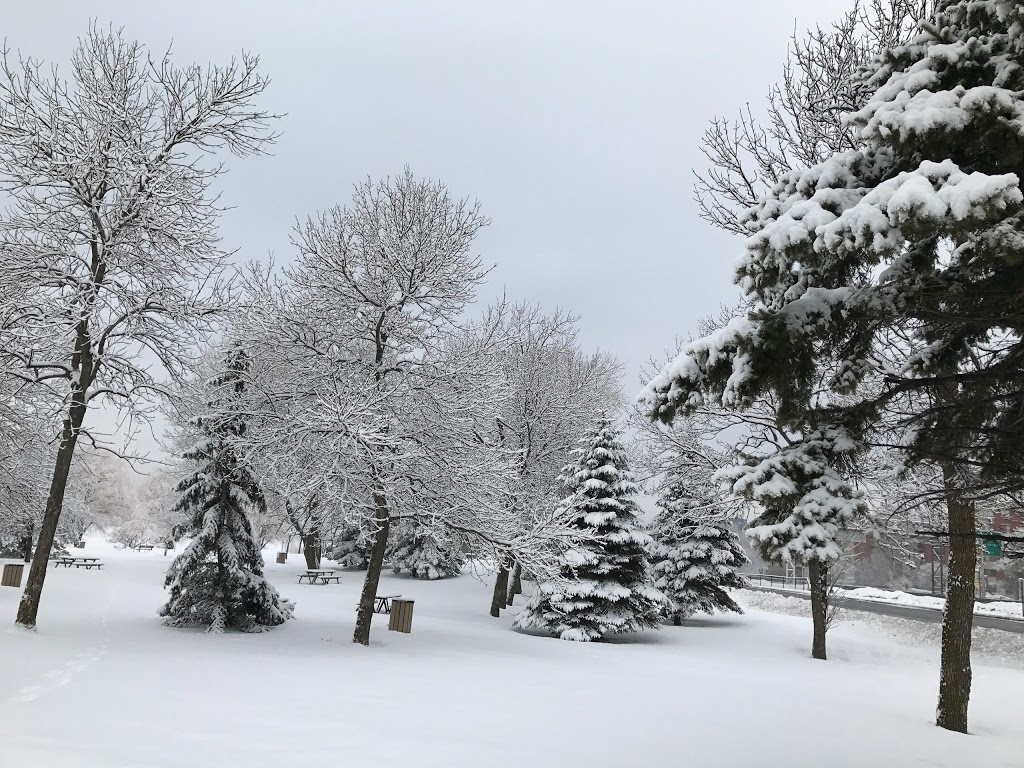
749, 586, 1024, 634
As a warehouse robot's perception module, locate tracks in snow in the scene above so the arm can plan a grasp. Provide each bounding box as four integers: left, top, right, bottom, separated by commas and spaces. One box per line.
6, 578, 114, 704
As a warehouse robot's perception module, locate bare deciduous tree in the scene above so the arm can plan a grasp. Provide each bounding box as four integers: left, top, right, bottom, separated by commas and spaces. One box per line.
693, 0, 930, 234
0, 26, 278, 629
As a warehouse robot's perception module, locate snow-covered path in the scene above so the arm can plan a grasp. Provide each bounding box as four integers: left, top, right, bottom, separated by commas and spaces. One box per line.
1, 543, 1022, 767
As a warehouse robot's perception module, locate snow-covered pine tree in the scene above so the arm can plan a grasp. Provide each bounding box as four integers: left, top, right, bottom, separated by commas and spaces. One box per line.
645, 0, 1024, 731
328, 522, 374, 569
514, 418, 666, 641
160, 346, 294, 633
650, 481, 748, 624
387, 521, 465, 579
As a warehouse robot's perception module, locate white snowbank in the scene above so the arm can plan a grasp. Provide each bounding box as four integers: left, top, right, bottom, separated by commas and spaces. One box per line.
737, 589, 1024, 670
839, 586, 1024, 620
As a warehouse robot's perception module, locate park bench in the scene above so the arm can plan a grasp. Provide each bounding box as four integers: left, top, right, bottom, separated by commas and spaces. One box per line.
298, 569, 339, 585
134, 544, 154, 551
374, 594, 401, 614
54, 557, 102, 570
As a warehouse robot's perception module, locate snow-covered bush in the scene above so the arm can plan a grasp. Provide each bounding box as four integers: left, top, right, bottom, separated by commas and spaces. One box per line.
388, 522, 465, 579
327, 522, 374, 569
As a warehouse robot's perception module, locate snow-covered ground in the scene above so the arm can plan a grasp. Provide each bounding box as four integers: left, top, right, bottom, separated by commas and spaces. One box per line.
739, 589, 1024, 669
1, 541, 1022, 768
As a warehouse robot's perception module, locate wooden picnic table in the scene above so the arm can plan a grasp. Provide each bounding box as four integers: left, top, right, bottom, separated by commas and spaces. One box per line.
297, 569, 341, 585
374, 594, 402, 614
54, 557, 103, 570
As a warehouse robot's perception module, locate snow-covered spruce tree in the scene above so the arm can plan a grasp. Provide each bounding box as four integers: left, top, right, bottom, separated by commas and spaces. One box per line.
646, 0, 1024, 732
514, 419, 666, 641
328, 522, 374, 569
640, 318, 867, 659
160, 346, 293, 633
387, 521, 465, 580
723, 432, 866, 661
649, 482, 748, 624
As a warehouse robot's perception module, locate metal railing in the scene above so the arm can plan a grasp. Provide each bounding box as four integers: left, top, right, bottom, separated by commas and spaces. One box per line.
742, 572, 811, 592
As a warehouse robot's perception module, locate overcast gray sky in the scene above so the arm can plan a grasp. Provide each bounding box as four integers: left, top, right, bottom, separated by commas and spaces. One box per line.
6, 0, 850, 451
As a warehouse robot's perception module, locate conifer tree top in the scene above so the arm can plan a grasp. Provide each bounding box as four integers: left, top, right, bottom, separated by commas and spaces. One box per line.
174, 343, 265, 523
556, 418, 652, 545
655, 479, 705, 518
561, 418, 640, 500
642, 0, 1024, 425
641, 0, 1024, 499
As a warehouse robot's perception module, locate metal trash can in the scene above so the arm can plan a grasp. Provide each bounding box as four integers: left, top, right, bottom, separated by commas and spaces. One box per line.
2, 563, 25, 588
276, 552, 287, 564
388, 599, 414, 633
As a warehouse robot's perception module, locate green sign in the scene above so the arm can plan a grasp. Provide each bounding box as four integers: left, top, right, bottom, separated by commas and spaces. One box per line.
983, 534, 1001, 557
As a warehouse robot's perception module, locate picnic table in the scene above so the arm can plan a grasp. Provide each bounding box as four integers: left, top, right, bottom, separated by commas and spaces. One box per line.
54, 557, 103, 570
297, 569, 341, 585
374, 594, 402, 614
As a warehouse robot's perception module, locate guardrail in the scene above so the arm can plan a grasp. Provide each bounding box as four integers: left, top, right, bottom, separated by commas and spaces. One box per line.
742, 573, 811, 592
743, 574, 1024, 619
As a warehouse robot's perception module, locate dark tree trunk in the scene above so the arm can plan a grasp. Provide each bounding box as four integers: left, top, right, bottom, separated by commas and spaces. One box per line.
512, 563, 523, 595
16, 401, 87, 629
216, 489, 233, 631
936, 466, 976, 734
21, 523, 33, 563
302, 527, 321, 569
490, 561, 510, 618
808, 558, 828, 661
352, 493, 391, 646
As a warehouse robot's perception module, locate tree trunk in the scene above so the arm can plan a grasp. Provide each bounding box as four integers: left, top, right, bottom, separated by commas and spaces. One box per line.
302, 528, 321, 569
936, 466, 976, 734
21, 522, 33, 563
215, 503, 232, 633
300, 497, 322, 569
512, 563, 523, 595
352, 493, 391, 646
505, 561, 518, 605
16, 403, 87, 629
490, 561, 510, 618
808, 558, 828, 661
